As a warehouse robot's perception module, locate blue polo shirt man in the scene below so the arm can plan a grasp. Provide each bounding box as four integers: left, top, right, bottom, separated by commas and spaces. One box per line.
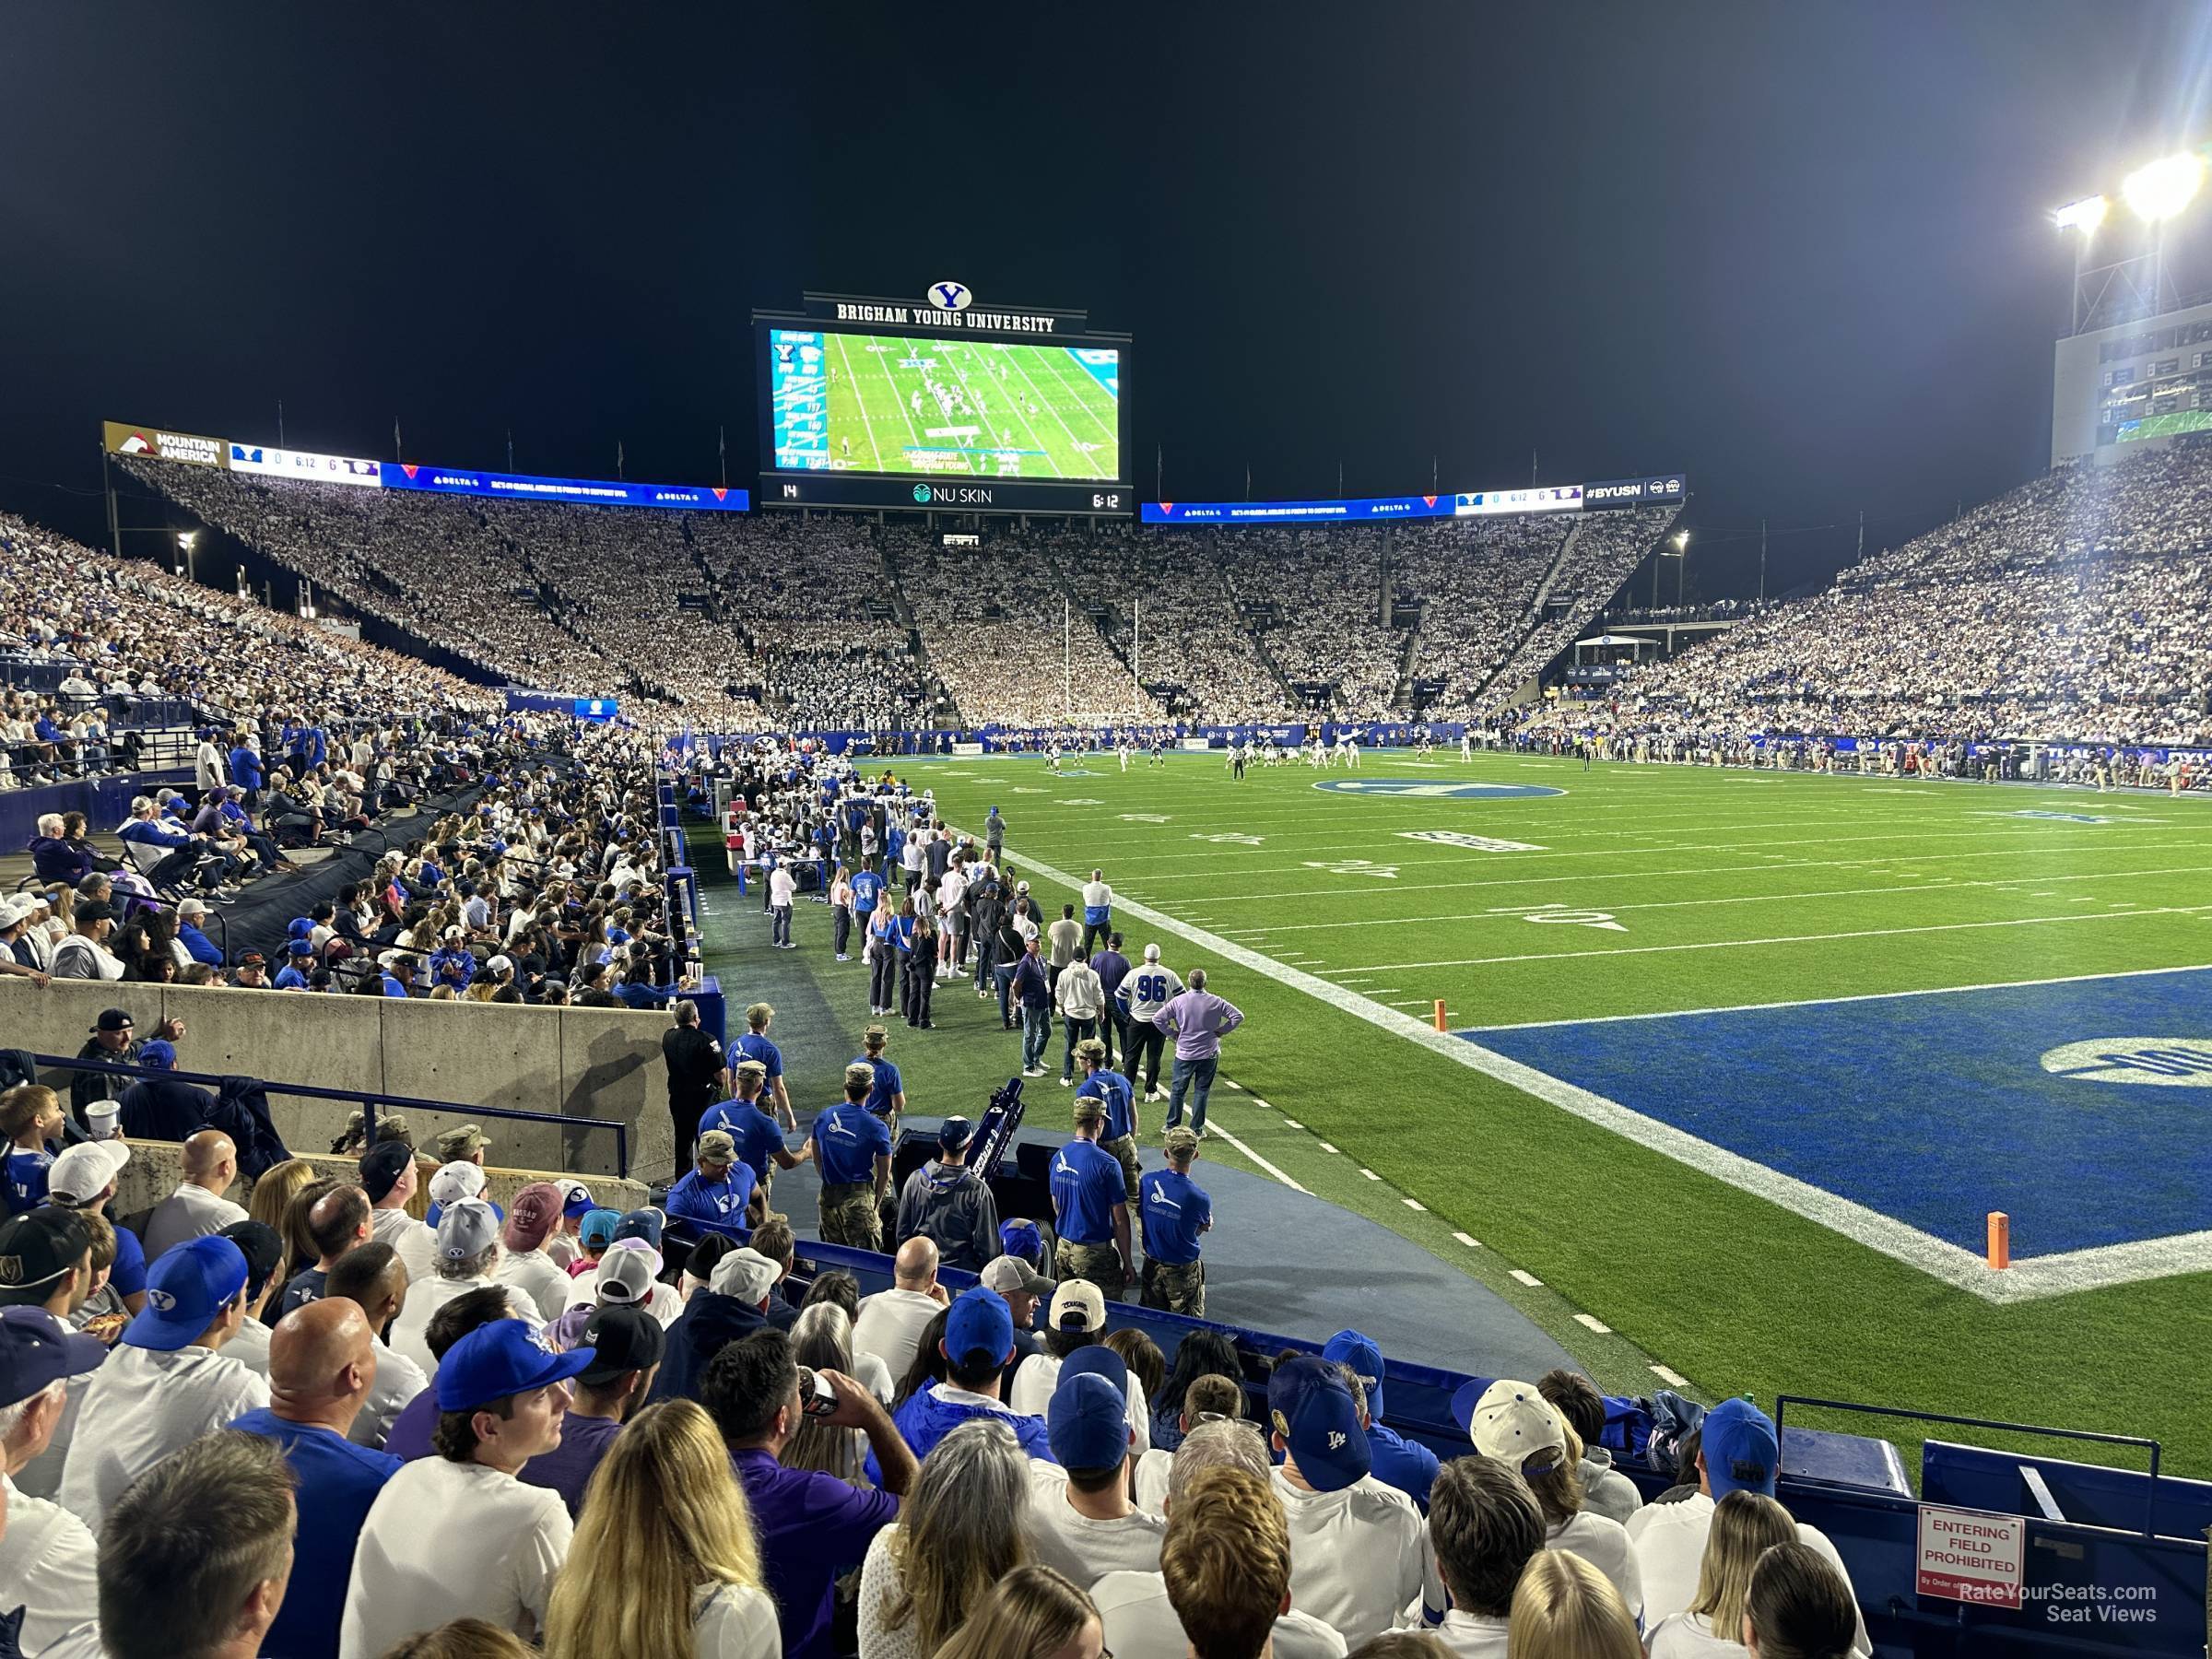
666, 1131, 758, 1240
231, 1300, 402, 1659
1324, 1326, 1439, 1509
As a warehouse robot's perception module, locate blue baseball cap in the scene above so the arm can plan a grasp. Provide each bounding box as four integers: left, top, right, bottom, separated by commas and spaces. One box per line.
1050, 1371, 1132, 1471
137, 1040, 176, 1070
1703, 1397, 1780, 1498
560, 1182, 595, 1218
1267, 1356, 1371, 1493
1323, 1329, 1386, 1422
434, 1319, 595, 1413
999, 1219, 1042, 1263
612, 1207, 665, 1250
579, 1209, 621, 1248
1061, 1342, 1130, 1401
0, 1307, 105, 1408
288, 918, 314, 940
286, 939, 313, 957
943, 1287, 1015, 1369
124, 1236, 248, 1352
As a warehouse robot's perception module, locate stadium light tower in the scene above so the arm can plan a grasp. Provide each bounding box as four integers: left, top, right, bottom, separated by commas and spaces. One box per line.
2056, 147, 2209, 333
175, 528, 198, 580
1653, 530, 1688, 609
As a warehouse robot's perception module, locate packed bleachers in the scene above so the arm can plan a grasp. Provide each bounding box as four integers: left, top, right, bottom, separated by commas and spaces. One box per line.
1393, 515, 1576, 714
1530, 445, 2212, 747
1475, 506, 1680, 708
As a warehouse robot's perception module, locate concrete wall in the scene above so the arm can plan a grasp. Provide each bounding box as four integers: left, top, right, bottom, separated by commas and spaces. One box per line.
1, 979, 671, 1180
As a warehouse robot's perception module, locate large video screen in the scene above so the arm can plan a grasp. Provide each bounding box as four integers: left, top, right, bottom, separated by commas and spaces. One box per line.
768, 327, 1121, 483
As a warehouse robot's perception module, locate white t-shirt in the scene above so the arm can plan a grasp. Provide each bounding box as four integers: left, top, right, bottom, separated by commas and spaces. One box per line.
10, 1371, 89, 1500
1007, 1354, 1151, 1454
339, 1456, 572, 1658
387, 1274, 542, 1379
351, 1335, 429, 1451
58, 1343, 271, 1529
853, 1347, 895, 1406
769, 868, 797, 908
141, 1182, 250, 1259
0, 1472, 100, 1653
1132, 1446, 1172, 1513
1426, 1609, 1512, 1658
499, 1247, 573, 1322
1090, 1570, 1347, 1659
1269, 1466, 1445, 1647
1547, 1508, 1642, 1622
1646, 1610, 1750, 1659
693, 1580, 780, 1659
1627, 1492, 1868, 1655
374, 1206, 438, 1285
851, 1287, 943, 1382
227, 1313, 273, 1378
1020, 1462, 1168, 1589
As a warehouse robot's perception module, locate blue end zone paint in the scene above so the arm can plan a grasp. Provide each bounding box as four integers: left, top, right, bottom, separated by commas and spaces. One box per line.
1471, 968, 2212, 1259
1313, 779, 1566, 801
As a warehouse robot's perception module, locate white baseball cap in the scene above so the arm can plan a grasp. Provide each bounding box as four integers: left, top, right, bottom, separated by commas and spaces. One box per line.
595, 1246, 659, 1305
710, 1247, 781, 1304
1048, 1277, 1106, 1335
48, 1141, 131, 1205
428, 1160, 488, 1207
1470, 1379, 1568, 1467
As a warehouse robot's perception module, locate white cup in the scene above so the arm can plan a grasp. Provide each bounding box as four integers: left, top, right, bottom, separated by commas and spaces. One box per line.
86, 1101, 122, 1142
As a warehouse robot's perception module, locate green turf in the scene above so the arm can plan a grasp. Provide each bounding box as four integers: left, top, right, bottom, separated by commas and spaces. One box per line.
822, 333, 1118, 481
852, 749, 2212, 1477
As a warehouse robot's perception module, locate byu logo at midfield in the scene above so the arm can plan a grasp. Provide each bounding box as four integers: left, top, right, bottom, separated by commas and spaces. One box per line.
2040, 1037, 2212, 1087
1312, 778, 1564, 801
927, 280, 972, 312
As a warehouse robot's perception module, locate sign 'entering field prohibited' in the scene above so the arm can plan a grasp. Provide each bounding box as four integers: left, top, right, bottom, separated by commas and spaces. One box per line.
1916, 1504, 2024, 1609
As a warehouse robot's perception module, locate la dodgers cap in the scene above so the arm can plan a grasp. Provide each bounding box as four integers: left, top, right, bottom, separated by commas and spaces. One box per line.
1267, 1355, 1371, 1493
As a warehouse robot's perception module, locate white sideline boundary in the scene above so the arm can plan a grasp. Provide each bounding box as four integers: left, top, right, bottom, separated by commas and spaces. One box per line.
976, 831, 2212, 1305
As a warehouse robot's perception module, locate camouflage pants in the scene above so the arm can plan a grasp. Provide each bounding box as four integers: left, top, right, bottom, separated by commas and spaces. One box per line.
1100, 1134, 1142, 1214
819, 1182, 882, 1253
1054, 1238, 1127, 1304
1141, 1257, 1206, 1317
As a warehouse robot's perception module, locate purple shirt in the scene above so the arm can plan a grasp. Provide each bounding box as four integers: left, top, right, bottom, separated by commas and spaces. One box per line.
732, 1445, 900, 1659
382, 1386, 438, 1461
1159, 988, 1244, 1060
519, 1410, 624, 1516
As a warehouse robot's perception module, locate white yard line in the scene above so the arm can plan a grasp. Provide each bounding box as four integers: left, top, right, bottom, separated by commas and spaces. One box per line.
1335, 903, 2212, 976
831, 333, 885, 470
1206, 1121, 1309, 1194
968, 830, 2212, 1304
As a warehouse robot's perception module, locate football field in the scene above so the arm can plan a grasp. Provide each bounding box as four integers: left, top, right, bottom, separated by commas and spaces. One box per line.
904, 748, 2212, 1471
820, 333, 1119, 480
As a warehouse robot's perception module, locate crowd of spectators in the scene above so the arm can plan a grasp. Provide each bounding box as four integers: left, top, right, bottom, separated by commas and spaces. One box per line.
1474, 507, 1678, 710
1393, 517, 1575, 715
1523, 447, 2212, 749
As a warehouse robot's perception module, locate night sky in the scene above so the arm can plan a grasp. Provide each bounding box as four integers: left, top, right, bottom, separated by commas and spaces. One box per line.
6, 2, 2212, 598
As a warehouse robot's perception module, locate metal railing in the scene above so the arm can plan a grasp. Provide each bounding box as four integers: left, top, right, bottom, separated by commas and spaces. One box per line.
35, 1052, 630, 1178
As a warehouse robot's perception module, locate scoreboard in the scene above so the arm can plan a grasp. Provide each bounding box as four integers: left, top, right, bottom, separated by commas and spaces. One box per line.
756, 288, 1132, 515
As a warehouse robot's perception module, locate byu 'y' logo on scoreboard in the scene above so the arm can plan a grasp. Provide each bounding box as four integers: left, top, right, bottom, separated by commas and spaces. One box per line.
928, 280, 972, 312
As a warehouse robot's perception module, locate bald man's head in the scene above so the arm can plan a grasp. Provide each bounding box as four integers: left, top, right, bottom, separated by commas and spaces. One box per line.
181, 1130, 238, 1184
892, 1235, 939, 1288
266, 1300, 376, 1432
305, 1185, 371, 1265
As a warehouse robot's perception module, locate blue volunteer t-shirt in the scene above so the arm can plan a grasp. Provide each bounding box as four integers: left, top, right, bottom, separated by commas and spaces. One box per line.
699, 1099, 787, 1184
737, 1032, 783, 1083
852, 1054, 901, 1118
5, 1150, 53, 1214
230, 1409, 401, 1659
811, 1102, 891, 1186
1139, 1169, 1211, 1265
1051, 1139, 1127, 1246
1075, 1070, 1135, 1141
668, 1165, 759, 1235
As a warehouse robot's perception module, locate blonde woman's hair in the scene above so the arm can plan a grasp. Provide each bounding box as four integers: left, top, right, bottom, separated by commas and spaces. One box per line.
1506, 1548, 1640, 1659
541, 1399, 765, 1659
784, 1302, 866, 1485
883, 1418, 1030, 1653
930, 1563, 1095, 1659
1690, 1490, 1796, 1641
1518, 1417, 1588, 1528
245, 1159, 317, 1248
